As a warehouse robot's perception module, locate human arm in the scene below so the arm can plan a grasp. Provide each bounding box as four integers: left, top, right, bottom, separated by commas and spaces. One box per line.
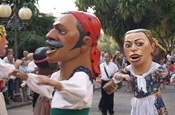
113, 73, 131, 83
95, 71, 102, 84
9, 69, 28, 80
9, 69, 54, 98
26, 73, 54, 98
0, 59, 15, 79
95, 75, 102, 83
113, 69, 131, 83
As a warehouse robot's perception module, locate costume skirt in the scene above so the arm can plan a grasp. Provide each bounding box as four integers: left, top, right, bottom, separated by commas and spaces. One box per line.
131, 94, 168, 115
50, 108, 89, 115
33, 96, 51, 115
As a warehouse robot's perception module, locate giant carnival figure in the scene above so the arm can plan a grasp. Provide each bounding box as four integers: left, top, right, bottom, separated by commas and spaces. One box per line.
10, 11, 101, 115
104, 29, 168, 115
0, 25, 15, 115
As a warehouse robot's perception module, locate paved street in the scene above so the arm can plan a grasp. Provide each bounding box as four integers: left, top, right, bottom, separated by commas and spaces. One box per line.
8, 105, 33, 115
7, 83, 175, 115
90, 83, 175, 115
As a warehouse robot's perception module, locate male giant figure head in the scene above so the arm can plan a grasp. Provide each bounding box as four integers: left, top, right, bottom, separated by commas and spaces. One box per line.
45, 11, 101, 79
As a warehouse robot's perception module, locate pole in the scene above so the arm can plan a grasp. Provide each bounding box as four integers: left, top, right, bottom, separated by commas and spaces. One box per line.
1, 0, 32, 102
13, 0, 22, 102
13, 0, 18, 60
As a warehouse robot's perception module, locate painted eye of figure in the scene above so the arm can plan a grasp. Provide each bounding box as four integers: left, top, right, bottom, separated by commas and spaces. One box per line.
124, 43, 132, 48
135, 42, 144, 47
59, 29, 67, 35
57, 27, 67, 35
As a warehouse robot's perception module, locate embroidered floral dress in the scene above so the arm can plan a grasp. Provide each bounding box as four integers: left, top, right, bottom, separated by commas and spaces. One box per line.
114, 62, 168, 115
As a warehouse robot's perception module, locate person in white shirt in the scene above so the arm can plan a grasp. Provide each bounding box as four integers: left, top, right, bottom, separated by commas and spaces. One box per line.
0, 25, 15, 115
21, 50, 29, 61
10, 11, 101, 115
3, 48, 15, 63
27, 53, 37, 73
26, 53, 38, 100
99, 52, 118, 115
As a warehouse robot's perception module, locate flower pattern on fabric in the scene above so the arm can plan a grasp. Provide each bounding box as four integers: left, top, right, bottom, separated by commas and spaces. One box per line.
121, 66, 168, 115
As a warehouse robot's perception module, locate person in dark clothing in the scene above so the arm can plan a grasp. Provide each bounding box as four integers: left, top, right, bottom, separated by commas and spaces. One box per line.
32, 47, 58, 111
99, 52, 119, 115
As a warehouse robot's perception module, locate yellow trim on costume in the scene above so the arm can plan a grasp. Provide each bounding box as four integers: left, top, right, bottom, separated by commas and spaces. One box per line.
0, 25, 7, 41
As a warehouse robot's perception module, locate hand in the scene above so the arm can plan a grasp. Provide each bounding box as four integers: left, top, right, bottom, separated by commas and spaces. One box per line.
95, 76, 102, 83
9, 69, 19, 77
9, 69, 28, 80
96, 78, 102, 84
122, 74, 131, 81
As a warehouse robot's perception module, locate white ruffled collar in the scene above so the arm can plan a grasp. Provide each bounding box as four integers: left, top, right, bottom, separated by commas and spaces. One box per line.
126, 62, 160, 93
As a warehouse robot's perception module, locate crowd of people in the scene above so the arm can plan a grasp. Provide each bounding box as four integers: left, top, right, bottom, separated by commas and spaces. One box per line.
2, 49, 38, 102
1, 10, 175, 115
100, 50, 175, 89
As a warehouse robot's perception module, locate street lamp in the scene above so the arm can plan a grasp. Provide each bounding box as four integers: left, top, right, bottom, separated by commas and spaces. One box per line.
0, 0, 32, 102
0, 0, 32, 60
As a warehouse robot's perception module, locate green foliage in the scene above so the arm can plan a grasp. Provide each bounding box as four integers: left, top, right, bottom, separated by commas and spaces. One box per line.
7, 31, 45, 58
28, 15, 55, 36
75, 0, 175, 51
98, 34, 119, 54
0, 0, 55, 58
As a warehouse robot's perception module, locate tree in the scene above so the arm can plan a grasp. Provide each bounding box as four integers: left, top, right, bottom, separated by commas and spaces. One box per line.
75, 0, 175, 51
7, 31, 45, 58
150, 0, 175, 51
98, 34, 119, 54
0, 0, 55, 58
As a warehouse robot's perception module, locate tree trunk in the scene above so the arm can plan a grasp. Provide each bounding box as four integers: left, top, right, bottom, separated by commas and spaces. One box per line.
113, 34, 124, 52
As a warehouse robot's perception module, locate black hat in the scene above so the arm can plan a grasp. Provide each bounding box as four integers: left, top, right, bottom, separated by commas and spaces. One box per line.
33, 47, 49, 68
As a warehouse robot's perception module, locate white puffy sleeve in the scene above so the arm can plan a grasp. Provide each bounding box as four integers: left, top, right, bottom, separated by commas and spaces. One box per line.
0, 59, 15, 79
25, 72, 59, 99
55, 72, 92, 102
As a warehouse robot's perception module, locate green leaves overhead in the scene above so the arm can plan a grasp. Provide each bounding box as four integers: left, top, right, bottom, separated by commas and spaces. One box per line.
7, 31, 46, 58
0, 0, 55, 58
75, 0, 175, 51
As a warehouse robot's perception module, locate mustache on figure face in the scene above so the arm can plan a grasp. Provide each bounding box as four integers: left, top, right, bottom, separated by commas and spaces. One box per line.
45, 39, 64, 50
